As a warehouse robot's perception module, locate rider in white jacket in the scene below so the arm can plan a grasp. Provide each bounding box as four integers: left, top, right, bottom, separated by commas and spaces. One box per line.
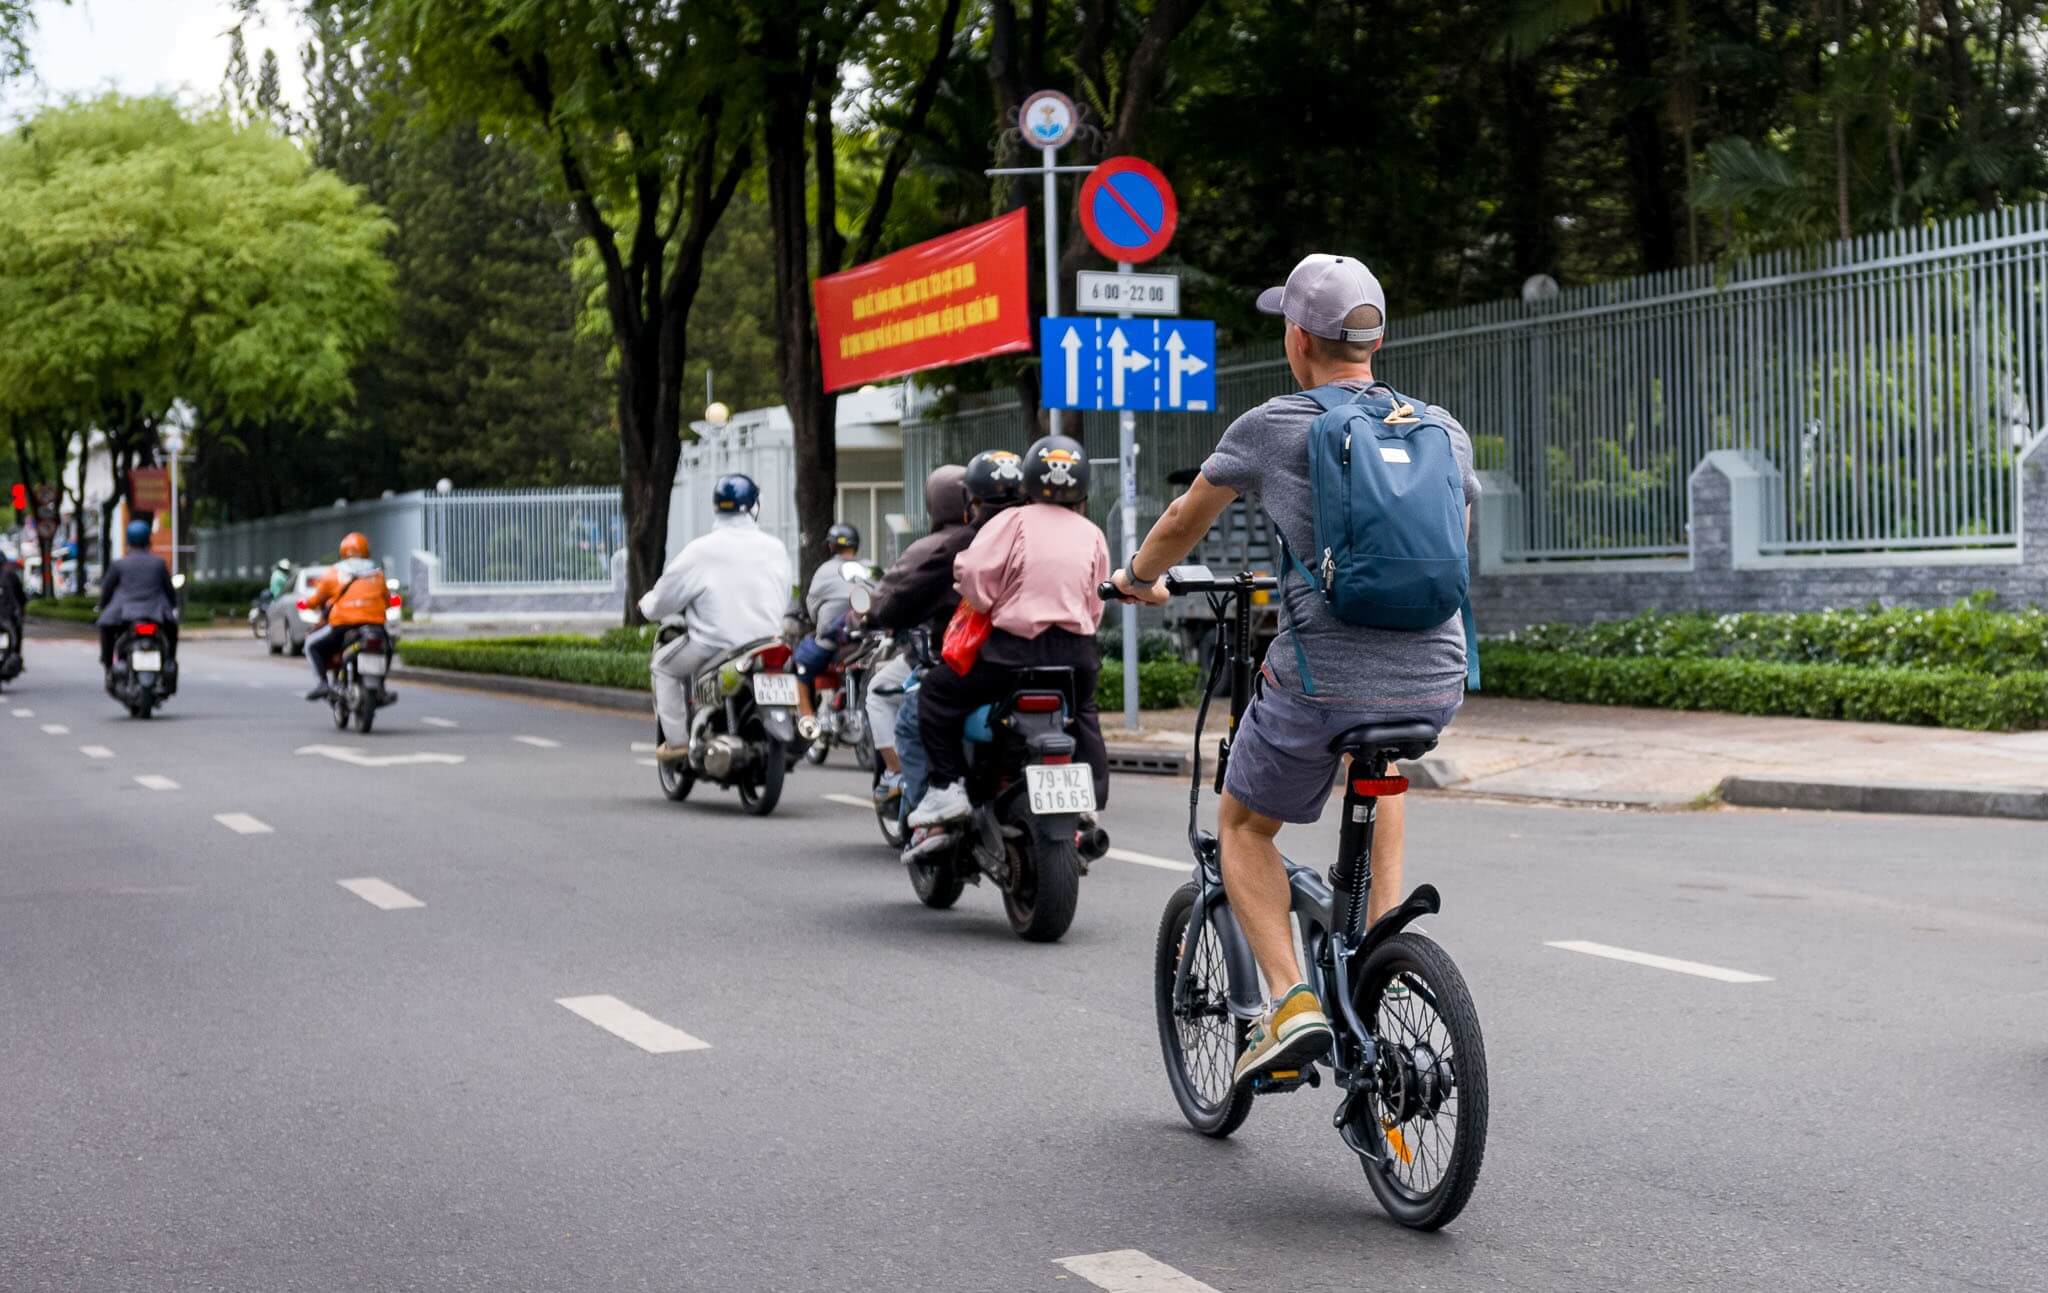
638, 474, 792, 761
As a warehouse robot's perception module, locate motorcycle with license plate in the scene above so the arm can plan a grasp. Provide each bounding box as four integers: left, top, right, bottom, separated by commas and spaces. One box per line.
802, 561, 883, 770
656, 637, 802, 816
895, 648, 1112, 943
105, 574, 185, 719
324, 623, 397, 734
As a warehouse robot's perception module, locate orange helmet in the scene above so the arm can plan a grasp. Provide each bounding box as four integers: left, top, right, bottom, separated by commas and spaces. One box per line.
339, 532, 371, 559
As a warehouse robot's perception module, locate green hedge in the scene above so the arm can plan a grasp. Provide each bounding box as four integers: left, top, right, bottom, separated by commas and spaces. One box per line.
398, 638, 650, 690
24, 596, 97, 623
1098, 657, 1205, 710
1499, 593, 2048, 675
1483, 644, 2048, 732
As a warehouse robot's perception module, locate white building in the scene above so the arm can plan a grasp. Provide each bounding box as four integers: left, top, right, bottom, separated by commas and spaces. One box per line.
666, 385, 910, 570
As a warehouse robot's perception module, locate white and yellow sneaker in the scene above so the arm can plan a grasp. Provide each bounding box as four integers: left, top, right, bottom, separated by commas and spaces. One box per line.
1233, 983, 1333, 1088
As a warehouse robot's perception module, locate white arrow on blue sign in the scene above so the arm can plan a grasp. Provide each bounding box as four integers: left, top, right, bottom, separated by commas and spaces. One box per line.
1039, 317, 1216, 412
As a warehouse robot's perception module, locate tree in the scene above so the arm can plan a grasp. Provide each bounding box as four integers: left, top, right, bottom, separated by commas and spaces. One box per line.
0, 0, 65, 84
749, 0, 966, 586
355, 1, 755, 621
0, 95, 393, 570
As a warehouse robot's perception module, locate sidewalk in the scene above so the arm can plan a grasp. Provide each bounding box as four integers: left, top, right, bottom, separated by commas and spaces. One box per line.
1106, 694, 2048, 820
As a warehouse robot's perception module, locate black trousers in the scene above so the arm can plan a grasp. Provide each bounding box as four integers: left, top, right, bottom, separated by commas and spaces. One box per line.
918, 627, 1108, 806
99, 622, 178, 669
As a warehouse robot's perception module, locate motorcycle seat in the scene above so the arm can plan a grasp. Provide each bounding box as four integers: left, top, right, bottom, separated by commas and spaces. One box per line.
964, 704, 997, 744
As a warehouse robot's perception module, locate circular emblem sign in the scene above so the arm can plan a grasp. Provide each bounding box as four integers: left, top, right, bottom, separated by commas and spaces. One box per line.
1019, 90, 1078, 151
1078, 156, 1178, 265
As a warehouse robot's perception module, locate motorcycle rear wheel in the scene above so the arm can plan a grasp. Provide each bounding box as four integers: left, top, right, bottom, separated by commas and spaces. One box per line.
873, 761, 907, 848
353, 700, 376, 734
737, 738, 785, 816
655, 721, 694, 802
1001, 808, 1081, 943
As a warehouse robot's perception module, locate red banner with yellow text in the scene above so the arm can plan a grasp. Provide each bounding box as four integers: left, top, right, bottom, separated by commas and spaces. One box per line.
814, 208, 1032, 392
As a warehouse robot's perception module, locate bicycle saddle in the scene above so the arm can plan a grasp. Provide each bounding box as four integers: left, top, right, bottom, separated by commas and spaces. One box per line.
1328, 720, 1440, 762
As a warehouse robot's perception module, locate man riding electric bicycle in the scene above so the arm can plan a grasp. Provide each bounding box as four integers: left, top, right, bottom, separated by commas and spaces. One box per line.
640, 474, 792, 764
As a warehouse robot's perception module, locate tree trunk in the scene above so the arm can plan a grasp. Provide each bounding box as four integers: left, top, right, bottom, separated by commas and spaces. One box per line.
1610, 2, 1679, 272
1503, 54, 1557, 281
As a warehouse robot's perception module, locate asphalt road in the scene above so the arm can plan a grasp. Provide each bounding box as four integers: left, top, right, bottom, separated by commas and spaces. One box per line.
4, 629, 2046, 1292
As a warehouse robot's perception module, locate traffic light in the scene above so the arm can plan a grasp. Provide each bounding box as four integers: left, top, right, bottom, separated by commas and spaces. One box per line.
9, 483, 26, 517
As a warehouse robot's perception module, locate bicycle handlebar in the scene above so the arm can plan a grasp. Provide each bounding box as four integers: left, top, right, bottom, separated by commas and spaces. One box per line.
1098, 566, 1280, 602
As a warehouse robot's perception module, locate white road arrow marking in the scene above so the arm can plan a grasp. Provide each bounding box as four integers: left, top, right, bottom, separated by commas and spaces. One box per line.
1164, 329, 1209, 409
1107, 326, 1152, 407
1060, 325, 1084, 406
295, 743, 466, 768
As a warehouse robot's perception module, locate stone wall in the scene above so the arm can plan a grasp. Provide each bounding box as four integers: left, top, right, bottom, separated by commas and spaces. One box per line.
1470, 436, 2048, 629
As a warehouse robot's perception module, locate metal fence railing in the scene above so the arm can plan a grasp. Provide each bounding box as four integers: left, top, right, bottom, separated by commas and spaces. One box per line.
907, 202, 2048, 561
195, 486, 624, 588
419, 487, 624, 586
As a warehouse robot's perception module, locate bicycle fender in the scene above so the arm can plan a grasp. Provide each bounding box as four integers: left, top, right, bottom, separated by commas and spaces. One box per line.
1181, 887, 1265, 1021
1355, 883, 1441, 963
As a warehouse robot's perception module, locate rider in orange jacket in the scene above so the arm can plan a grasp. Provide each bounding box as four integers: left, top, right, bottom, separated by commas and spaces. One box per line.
303, 532, 390, 700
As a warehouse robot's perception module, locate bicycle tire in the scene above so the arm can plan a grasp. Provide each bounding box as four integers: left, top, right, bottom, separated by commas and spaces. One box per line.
1349, 931, 1488, 1230
1154, 882, 1253, 1138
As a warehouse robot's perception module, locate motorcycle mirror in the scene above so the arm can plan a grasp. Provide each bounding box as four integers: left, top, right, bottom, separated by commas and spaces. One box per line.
848, 583, 873, 614
171, 573, 187, 590
839, 559, 870, 583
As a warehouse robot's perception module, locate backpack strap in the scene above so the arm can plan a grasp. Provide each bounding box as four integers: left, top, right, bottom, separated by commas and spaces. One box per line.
1461, 591, 1481, 691
1269, 520, 1320, 696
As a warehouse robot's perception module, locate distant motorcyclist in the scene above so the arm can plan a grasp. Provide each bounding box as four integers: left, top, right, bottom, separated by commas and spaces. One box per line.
639, 474, 792, 763
302, 533, 391, 701
266, 558, 292, 601
96, 519, 180, 691
790, 522, 864, 738
0, 552, 27, 677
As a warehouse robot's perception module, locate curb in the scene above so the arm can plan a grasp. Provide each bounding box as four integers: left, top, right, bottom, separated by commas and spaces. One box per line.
1105, 745, 1188, 776
394, 663, 651, 714
1719, 775, 2048, 822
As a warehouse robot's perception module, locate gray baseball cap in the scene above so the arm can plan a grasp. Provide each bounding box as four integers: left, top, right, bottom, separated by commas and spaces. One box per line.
1255, 254, 1387, 342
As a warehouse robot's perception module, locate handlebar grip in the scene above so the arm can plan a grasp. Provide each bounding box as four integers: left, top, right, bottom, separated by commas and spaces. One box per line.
1096, 581, 1123, 601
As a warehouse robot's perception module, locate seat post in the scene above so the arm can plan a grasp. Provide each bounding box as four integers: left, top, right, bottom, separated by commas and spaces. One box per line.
1329, 750, 1391, 943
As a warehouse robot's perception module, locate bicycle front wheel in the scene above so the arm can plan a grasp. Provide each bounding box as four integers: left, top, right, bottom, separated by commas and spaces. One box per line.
1154, 882, 1253, 1138
1348, 931, 1489, 1230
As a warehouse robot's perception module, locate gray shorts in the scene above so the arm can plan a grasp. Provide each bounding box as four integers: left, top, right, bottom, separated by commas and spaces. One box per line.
1222, 679, 1459, 825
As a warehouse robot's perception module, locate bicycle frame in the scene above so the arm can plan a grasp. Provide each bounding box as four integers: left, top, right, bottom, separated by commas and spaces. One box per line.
1165, 568, 1441, 1126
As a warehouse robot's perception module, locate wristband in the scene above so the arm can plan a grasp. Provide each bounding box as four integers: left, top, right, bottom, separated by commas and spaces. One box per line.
1125, 563, 1155, 587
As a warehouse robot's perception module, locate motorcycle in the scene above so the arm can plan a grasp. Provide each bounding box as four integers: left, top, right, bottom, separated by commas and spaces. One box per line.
0, 617, 21, 690
107, 619, 176, 719
323, 623, 397, 733
900, 667, 1111, 943
804, 629, 887, 770
656, 636, 801, 816
248, 590, 273, 639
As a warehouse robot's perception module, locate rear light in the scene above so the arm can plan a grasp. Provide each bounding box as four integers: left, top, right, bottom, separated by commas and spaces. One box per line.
1351, 776, 1410, 798
1041, 753, 1072, 764
295, 599, 308, 610
755, 643, 792, 670
1014, 693, 1062, 713
388, 593, 402, 607
135, 622, 157, 636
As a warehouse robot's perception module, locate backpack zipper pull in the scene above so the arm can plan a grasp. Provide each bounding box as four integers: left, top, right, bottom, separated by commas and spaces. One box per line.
1321, 548, 1336, 587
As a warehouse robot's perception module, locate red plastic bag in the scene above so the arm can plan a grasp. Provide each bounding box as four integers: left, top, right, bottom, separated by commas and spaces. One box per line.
941, 602, 992, 675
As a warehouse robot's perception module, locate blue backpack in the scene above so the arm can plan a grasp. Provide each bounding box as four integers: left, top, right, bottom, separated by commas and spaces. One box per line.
1273, 383, 1479, 694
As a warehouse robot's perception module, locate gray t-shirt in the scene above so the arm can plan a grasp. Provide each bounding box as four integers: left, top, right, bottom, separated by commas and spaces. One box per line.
1202, 380, 1481, 710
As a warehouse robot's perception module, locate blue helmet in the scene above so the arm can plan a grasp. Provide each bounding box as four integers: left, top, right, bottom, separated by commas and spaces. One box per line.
125, 519, 152, 548
712, 474, 759, 514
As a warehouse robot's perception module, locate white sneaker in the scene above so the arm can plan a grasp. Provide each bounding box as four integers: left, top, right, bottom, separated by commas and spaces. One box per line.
907, 780, 971, 827
900, 825, 955, 864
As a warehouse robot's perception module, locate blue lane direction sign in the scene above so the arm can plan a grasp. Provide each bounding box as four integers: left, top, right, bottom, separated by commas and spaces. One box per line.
1039, 317, 1215, 412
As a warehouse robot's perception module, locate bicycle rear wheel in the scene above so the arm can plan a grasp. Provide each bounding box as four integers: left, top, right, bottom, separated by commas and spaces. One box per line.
1154, 882, 1253, 1137
1346, 931, 1488, 1230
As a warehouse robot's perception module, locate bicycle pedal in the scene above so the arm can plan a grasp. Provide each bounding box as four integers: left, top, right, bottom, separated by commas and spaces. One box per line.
1250, 1066, 1321, 1095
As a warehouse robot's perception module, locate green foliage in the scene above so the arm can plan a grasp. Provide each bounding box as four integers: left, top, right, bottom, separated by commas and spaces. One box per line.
1496, 594, 2048, 676
24, 595, 96, 623
398, 638, 651, 690
1095, 627, 1184, 664
1098, 658, 1205, 711
1483, 645, 2048, 732
187, 579, 267, 605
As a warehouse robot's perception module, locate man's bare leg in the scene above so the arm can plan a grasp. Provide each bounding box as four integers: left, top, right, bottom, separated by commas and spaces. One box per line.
1218, 790, 1303, 992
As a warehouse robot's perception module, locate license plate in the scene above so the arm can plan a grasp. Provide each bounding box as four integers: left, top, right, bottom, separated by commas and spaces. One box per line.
751, 672, 799, 707
357, 652, 388, 676
1025, 763, 1096, 815
131, 650, 163, 672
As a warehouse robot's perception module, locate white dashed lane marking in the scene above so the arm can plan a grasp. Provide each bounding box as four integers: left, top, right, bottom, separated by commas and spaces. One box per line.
1546, 940, 1772, 984
422, 716, 458, 728
555, 995, 710, 1054
821, 792, 874, 809
296, 744, 464, 768
11, 707, 33, 717
134, 775, 180, 791
1056, 1251, 1222, 1292
513, 735, 561, 749
338, 878, 425, 910
79, 745, 114, 760
636, 758, 658, 768
630, 741, 655, 753
40, 723, 69, 735
1104, 846, 1193, 873
213, 813, 274, 836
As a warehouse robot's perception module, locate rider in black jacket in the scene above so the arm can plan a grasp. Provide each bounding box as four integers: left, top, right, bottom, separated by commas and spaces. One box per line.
96, 520, 180, 690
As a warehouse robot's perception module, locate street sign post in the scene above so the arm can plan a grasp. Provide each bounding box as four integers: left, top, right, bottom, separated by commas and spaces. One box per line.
1076, 269, 1180, 315
1078, 157, 1177, 264
1036, 316, 1215, 412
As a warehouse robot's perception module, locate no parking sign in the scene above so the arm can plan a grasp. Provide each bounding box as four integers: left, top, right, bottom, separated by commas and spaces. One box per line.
1078, 156, 1177, 264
